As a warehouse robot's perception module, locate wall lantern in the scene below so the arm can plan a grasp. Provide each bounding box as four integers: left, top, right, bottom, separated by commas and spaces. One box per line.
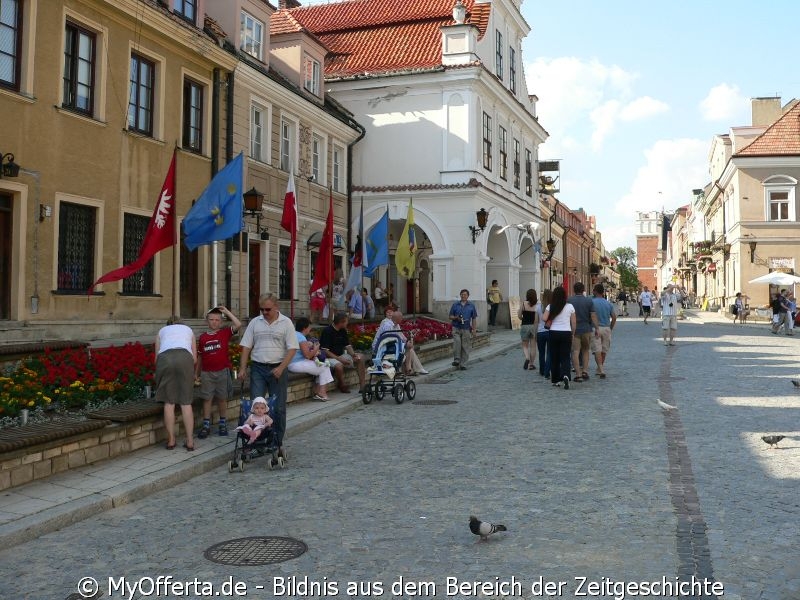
469, 207, 488, 244
748, 240, 757, 263
0, 152, 20, 178
243, 187, 269, 240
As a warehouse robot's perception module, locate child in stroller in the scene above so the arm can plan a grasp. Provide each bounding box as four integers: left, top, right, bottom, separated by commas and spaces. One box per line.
362, 331, 417, 404
235, 396, 273, 444
228, 394, 284, 472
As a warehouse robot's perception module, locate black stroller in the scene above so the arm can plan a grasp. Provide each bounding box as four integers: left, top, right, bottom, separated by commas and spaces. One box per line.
362, 331, 417, 404
228, 391, 284, 472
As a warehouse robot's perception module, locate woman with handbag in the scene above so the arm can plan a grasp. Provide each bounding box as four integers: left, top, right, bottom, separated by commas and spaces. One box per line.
541, 286, 576, 389
518, 289, 539, 370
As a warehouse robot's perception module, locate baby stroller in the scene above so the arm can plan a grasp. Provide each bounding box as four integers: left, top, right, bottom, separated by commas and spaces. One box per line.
227, 391, 284, 472
362, 331, 417, 404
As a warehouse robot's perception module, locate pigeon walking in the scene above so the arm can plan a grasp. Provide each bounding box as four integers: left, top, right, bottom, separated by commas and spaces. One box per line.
469, 515, 507, 540
791, 379, 800, 388
658, 400, 677, 411
761, 435, 785, 449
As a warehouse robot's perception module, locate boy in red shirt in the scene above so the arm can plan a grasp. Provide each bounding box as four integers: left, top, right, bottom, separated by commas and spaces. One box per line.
196, 306, 241, 438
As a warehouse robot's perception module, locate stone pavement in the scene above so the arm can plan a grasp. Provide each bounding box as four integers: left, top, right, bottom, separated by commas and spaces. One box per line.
2, 313, 800, 600
0, 327, 520, 550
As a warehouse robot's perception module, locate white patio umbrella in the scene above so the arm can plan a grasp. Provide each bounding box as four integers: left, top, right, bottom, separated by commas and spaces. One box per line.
748, 272, 800, 286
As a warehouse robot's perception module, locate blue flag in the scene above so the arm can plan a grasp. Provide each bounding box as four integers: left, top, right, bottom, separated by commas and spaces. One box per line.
364, 208, 389, 277
183, 153, 244, 251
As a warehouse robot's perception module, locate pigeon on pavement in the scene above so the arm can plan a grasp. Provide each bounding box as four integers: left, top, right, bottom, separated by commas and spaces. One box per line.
762, 435, 786, 449
469, 515, 507, 540
658, 400, 677, 410
791, 380, 800, 388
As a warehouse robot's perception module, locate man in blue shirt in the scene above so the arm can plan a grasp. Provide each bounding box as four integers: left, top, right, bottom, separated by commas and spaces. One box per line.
449, 289, 478, 369
591, 283, 616, 378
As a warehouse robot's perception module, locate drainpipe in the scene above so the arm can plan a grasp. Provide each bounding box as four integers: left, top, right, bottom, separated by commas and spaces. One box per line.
222, 69, 235, 308
346, 120, 367, 260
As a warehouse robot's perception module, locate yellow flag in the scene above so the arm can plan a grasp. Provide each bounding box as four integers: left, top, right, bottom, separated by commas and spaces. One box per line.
395, 199, 416, 278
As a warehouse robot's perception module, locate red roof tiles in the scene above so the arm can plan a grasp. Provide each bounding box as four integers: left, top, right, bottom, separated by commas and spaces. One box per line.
736, 102, 800, 157
285, 0, 489, 78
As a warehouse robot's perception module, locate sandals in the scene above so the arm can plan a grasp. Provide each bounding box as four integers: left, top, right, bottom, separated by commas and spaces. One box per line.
182, 441, 195, 452
165, 442, 176, 450
313, 394, 328, 401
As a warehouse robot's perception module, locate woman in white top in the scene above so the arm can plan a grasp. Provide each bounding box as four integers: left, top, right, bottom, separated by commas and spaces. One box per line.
155, 316, 197, 450
288, 317, 334, 401
541, 286, 576, 389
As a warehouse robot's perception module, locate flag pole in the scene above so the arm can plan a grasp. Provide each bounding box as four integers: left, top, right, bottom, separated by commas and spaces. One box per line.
329, 187, 334, 324
172, 148, 179, 318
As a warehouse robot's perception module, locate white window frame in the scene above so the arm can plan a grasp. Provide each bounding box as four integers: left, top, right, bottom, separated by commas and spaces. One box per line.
311, 131, 327, 185
279, 114, 298, 172
250, 98, 271, 163
304, 55, 320, 96
332, 143, 345, 193
240, 11, 263, 61
763, 175, 797, 222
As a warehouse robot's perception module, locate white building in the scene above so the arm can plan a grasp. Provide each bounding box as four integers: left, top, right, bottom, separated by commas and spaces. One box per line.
286, 0, 549, 322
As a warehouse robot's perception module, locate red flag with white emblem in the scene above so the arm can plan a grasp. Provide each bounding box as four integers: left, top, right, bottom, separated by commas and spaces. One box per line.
89, 151, 176, 294
281, 172, 297, 272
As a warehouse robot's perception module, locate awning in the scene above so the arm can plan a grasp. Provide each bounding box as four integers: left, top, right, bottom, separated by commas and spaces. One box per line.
306, 231, 345, 250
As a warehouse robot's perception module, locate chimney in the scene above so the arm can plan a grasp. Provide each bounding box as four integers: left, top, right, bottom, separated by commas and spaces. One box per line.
279, 0, 302, 8
751, 97, 781, 127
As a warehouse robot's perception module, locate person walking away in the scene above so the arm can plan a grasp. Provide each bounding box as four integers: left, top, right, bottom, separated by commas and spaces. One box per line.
542, 286, 575, 389
237, 293, 298, 461
518, 288, 539, 370
196, 306, 241, 439
288, 317, 334, 401
536, 289, 552, 379
787, 292, 796, 335
660, 284, 680, 346
486, 280, 503, 327
591, 284, 616, 378
320, 312, 367, 393
568, 281, 599, 382
155, 316, 197, 451
616, 290, 628, 317
449, 289, 478, 370
733, 292, 745, 326
771, 290, 790, 334
639, 286, 653, 324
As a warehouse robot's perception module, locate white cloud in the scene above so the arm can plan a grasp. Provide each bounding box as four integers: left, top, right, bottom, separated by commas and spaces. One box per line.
699, 83, 750, 122
614, 138, 709, 218
527, 57, 668, 152
619, 96, 670, 122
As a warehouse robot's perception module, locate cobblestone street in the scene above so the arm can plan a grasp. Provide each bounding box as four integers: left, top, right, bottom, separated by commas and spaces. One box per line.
1, 315, 799, 599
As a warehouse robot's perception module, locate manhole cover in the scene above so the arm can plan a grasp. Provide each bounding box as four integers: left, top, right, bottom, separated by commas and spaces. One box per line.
204, 536, 307, 566
412, 399, 458, 405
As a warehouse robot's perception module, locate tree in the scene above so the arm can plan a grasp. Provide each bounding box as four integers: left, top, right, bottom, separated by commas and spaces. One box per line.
611, 246, 639, 290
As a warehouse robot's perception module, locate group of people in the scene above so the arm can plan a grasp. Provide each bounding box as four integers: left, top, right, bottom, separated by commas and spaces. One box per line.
309, 280, 395, 323
770, 288, 797, 334
153, 292, 423, 454
522, 282, 617, 389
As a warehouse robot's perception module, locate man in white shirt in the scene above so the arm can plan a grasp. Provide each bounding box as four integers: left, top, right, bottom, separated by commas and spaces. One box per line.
639, 286, 653, 324
660, 284, 680, 346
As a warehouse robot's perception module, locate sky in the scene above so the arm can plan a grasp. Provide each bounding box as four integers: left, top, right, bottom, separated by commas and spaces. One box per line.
297, 0, 800, 251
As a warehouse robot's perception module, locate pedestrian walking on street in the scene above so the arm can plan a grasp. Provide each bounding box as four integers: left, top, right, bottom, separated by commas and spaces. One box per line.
771, 290, 790, 334
536, 289, 552, 379
449, 289, 478, 370
660, 284, 680, 346
787, 292, 796, 335
568, 281, 599, 382
196, 306, 241, 439
591, 284, 616, 378
155, 316, 197, 451
487, 280, 503, 327
518, 288, 539, 371
238, 293, 298, 461
733, 292, 749, 326
542, 286, 575, 389
639, 286, 653, 324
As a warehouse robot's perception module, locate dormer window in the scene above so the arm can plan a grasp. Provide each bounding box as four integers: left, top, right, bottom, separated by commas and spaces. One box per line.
304, 56, 320, 96
174, 0, 196, 24
240, 11, 263, 61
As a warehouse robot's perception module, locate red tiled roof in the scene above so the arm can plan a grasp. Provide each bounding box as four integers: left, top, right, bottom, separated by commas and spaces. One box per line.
270, 10, 308, 35
736, 102, 800, 157
287, 0, 489, 78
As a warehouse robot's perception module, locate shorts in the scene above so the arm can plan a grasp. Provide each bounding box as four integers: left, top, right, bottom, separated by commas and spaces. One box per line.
519, 324, 536, 341
591, 327, 612, 354
661, 315, 678, 330
642, 306, 651, 315
199, 368, 232, 401
571, 331, 592, 353
310, 296, 326, 311
328, 353, 360, 369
